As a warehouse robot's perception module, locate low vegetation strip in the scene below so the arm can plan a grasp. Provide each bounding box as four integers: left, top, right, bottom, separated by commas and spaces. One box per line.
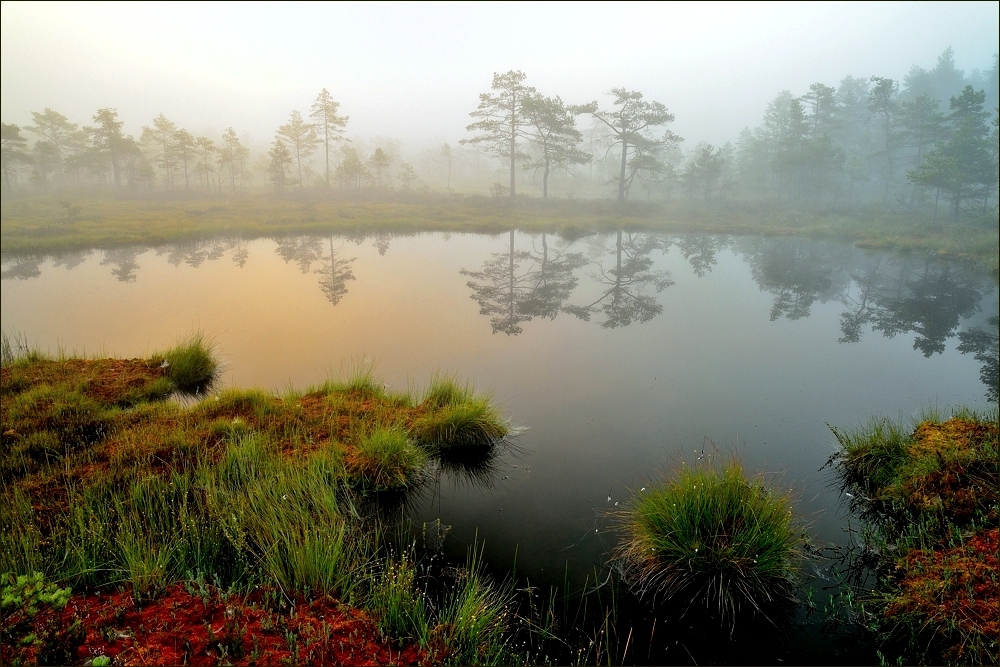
829, 409, 999, 666
2, 195, 997, 273
0, 338, 515, 666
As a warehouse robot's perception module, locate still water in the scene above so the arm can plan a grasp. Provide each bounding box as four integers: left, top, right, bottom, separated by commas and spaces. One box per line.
3, 231, 997, 661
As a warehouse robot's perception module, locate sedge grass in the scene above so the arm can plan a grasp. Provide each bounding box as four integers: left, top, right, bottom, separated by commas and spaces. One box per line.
158, 333, 218, 393
616, 457, 801, 627
413, 376, 508, 454
353, 426, 427, 491
829, 408, 999, 666
0, 340, 524, 660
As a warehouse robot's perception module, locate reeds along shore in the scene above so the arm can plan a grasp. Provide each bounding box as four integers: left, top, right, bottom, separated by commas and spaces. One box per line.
0, 337, 516, 666
829, 408, 999, 666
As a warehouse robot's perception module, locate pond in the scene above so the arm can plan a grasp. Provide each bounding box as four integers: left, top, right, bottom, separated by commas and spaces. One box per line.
2, 230, 997, 663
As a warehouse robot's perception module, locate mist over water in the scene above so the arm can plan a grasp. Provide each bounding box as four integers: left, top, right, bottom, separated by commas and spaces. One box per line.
2, 4, 998, 663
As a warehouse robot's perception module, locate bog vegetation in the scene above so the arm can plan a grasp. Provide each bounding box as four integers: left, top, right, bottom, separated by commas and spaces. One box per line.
0, 336, 518, 665
829, 409, 999, 666
615, 457, 802, 629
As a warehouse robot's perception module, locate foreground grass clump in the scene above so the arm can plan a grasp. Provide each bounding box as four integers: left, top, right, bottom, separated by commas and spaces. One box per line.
155, 333, 218, 392
615, 457, 801, 626
0, 341, 516, 665
830, 408, 999, 665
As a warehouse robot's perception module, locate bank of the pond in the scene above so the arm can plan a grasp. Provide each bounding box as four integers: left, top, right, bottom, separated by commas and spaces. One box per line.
829, 410, 999, 666
1, 339, 517, 666
2, 195, 997, 273
3, 335, 997, 666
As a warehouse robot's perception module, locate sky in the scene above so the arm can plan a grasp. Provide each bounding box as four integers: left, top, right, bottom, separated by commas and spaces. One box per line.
2, 1, 998, 154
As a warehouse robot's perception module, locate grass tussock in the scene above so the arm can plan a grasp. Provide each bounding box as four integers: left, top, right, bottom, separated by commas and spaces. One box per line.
615, 457, 801, 627
351, 426, 427, 490
0, 339, 519, 664
830, 408, 999, 665
412, 375, 508, 454
156, 333, 219, 392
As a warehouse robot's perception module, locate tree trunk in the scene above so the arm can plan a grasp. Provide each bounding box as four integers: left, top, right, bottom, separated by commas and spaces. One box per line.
618, 139, 628, 202
510, 99, 516, 197
325, 122, 331, 188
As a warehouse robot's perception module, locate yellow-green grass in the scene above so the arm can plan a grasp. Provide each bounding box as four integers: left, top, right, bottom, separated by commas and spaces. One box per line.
615, 458, 801, 627
830, 409, 999, 665
2, 194, 996, 273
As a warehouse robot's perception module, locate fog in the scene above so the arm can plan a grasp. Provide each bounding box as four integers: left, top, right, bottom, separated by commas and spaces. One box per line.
3, 1, 997, 151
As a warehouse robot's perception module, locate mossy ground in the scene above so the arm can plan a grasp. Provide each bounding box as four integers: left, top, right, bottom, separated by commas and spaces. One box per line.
831, 410, 999, 665
0, 343, 514, 666
2, 194, 996, 273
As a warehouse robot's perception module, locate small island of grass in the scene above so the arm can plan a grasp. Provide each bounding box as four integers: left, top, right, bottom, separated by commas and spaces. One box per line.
614, 457, 803, 628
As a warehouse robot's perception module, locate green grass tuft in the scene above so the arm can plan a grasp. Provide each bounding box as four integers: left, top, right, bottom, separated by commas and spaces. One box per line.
413, 378, 508, 455
616, 457, 801, 626
160, 334, 218, 393
353, 426, 427, 490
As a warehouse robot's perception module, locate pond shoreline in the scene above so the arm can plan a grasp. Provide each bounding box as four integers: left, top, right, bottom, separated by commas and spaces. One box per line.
2, 195, 997, 273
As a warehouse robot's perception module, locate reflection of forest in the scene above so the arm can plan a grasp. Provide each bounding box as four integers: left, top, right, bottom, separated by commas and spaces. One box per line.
462, 231, 586, 335
565, 231, 673, 328
274, 236, 356, 306
738, 237, 996, 400
2, 231, 996, 401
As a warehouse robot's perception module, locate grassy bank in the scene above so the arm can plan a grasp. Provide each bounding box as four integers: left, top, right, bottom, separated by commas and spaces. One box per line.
1, 338, 516, 665
829, 409, 999, 666
2, 194, 997, 273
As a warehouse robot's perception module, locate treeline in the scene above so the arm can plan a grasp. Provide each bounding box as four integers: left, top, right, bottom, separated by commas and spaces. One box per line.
1, 48, 997, 220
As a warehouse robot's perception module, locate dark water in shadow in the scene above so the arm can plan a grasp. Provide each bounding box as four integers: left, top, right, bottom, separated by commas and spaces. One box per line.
3, 230, 996, 663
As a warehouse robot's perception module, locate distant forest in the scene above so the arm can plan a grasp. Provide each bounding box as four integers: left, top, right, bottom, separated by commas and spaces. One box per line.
2, 48, 998, 221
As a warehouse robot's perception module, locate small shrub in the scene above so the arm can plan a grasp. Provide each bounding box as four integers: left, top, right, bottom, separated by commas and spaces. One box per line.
616, 458, 801, 626
1, 572, 84, 667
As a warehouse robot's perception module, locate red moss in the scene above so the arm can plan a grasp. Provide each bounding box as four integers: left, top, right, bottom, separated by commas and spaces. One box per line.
901, 459, 999, 522
3, 584, 430, 666
1, 358, 168, 405
885, 528, 999, 662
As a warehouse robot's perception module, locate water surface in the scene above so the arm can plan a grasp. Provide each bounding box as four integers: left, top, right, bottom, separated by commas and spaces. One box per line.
3, 230, 996, 662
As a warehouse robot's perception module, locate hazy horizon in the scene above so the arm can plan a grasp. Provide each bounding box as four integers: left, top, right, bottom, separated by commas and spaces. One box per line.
3, 1, 998, 154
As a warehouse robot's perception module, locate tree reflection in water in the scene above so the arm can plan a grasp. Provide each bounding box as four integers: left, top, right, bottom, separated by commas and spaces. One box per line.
566, 230, 673, 329
462, 230, 585, 335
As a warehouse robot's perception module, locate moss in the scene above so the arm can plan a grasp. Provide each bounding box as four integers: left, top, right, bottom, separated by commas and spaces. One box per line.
830, 409, 999, 665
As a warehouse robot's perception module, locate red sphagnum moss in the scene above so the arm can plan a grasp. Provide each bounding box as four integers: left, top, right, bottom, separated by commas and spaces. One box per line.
3, 583, 431, 666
